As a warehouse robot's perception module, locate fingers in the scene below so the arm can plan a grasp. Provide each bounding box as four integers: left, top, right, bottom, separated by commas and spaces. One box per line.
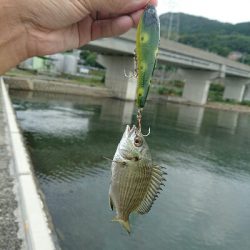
91, 0, 157, 21
149, 0, 158, 6
130, 9, 144, 27
78, 0, 158, 45
90, 14, 136, 41
85, 0, 157, 16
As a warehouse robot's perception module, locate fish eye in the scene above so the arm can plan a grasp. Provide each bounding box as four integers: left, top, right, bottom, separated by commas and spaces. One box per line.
134, 136, 143, 147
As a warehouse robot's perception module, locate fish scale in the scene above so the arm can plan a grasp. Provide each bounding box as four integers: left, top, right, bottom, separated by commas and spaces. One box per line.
115, 161, 149, 219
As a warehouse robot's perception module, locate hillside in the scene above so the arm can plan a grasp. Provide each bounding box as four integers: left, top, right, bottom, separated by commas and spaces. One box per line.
159, 13, 250, 64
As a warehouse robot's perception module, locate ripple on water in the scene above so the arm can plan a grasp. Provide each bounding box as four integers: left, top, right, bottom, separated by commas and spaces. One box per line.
12, 92, 250, 250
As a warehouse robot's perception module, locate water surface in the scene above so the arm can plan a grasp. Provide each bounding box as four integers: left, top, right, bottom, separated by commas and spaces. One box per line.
11, 90, 250, 250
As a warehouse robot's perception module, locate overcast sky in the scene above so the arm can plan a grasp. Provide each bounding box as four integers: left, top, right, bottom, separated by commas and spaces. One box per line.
156, 0, 250, 24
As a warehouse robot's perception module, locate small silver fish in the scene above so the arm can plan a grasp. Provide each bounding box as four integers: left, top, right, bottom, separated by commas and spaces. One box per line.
109, 125, 166, 233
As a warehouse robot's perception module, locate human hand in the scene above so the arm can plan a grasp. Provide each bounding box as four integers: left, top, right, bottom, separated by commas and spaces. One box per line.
0, 0, 157, 74
25, 0, 158, 55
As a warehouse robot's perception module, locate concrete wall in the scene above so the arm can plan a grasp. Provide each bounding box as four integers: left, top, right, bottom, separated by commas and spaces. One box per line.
4, 77, 112, 98
0, 77, 57, 250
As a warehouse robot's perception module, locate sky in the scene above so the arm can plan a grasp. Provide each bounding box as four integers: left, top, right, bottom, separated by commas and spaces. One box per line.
156, 0, 250, 24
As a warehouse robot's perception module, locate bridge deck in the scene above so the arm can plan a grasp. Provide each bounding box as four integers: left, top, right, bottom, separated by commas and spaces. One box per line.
85, 29, 250, 78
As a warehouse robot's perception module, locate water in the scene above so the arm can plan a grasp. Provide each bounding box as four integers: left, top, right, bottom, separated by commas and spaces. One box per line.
11, 90, 250, 250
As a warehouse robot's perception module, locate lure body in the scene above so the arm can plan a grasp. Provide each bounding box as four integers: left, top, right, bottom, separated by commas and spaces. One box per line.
136, 5, 160, 108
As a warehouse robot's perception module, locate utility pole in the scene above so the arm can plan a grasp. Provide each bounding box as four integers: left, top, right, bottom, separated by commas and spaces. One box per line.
167, 0, 180, 42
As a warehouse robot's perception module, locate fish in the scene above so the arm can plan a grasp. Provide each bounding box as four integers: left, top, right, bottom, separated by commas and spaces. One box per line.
109, 125, 166, 233
136, 5, 160, 108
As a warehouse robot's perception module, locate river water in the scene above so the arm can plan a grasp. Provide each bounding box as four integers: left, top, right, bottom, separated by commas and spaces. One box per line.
10, 90, 250, 250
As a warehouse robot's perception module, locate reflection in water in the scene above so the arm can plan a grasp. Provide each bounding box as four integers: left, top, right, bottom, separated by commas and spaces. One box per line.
11, 90, 250, 250
177, 105, 205, 134
16, 108, 90, 136
100, 99, 134, 125
217, 111, 239, 134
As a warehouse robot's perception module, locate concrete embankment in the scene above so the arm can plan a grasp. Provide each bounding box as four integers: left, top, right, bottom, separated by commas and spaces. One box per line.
4, 76, 113, 98
4, 75, 250, 113
0, 77, 58, 250
0, 80, 22, 250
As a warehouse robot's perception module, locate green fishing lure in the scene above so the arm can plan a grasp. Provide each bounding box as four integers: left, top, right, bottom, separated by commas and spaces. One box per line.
136, 5, 160, 108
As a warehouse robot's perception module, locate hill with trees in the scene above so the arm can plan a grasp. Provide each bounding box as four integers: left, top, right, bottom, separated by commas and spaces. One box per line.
159, 13, 250, 64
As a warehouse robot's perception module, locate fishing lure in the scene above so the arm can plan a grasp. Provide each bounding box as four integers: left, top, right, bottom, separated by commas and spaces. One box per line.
108, 9, 164, 234
135, 5, 160, 109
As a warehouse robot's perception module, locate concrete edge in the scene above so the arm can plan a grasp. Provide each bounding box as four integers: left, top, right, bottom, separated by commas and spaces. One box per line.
3, 76, 114, 98
0, 77, 57, 250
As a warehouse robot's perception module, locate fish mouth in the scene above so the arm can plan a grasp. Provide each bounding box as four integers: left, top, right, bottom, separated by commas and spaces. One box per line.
124, 125, 137, 138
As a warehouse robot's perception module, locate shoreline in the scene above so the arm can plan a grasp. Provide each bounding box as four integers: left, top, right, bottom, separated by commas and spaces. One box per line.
4, 75, 250, 114
150, 94, 250, 113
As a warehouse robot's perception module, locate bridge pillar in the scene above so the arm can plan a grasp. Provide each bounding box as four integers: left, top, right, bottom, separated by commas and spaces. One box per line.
223, 77, 248, 102
97, 55, 136, 101
179, 69, 219, 105
243, 85, 250, 101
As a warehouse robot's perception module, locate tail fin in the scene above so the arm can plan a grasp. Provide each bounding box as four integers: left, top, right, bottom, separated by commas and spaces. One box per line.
112, 217, 131, 234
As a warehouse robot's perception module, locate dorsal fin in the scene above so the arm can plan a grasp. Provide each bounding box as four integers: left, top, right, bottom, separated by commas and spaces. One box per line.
136, 165, 166, 215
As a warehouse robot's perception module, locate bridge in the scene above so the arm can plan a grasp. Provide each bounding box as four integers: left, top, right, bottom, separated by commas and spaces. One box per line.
84, 29, 250, 105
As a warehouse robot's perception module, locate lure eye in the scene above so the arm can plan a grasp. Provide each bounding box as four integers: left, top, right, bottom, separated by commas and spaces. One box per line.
148, 8, 155, 15
134, 136, 143, 147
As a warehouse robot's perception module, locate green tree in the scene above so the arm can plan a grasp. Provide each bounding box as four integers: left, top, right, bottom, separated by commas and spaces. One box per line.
80, 50, 97, 67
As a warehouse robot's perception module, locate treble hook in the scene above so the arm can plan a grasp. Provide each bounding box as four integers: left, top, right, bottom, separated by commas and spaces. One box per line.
136, 108, 150, 137
124, 69, 136, 79
142, 127, 151, 137
124, 51, 138, 79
